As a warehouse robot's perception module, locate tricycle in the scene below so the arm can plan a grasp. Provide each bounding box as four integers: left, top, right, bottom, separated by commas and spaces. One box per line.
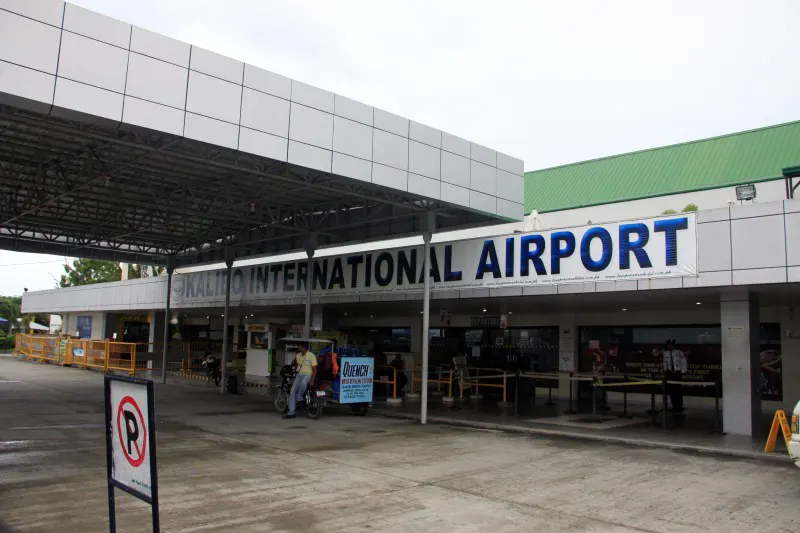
273, 338, 374, 418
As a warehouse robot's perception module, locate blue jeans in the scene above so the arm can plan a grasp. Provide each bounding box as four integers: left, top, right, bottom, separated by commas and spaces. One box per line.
288, 374, 312, 416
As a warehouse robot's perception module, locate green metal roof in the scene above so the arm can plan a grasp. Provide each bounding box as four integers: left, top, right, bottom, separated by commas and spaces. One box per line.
524, 120, 800, 213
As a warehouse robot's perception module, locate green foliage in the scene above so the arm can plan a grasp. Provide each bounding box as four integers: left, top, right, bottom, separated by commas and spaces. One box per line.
57, 260, 164, 287
127, 264, 166, 278
0, 329, 13, 349
59, 259, 121, 287
662, 204, 699, 215
0, 295, 21, 324
22, 314, 50, 329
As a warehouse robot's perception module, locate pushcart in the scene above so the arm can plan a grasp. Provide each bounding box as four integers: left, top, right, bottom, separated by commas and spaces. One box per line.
274, 338, 374, 416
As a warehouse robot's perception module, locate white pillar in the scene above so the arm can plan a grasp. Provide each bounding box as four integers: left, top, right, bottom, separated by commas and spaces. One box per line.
557, 314, 578, 409
220, 250, 234, 394
721, 290, 761, 436
160, 260, 175, 384
420, 213, 435, 425
781, 306, 800, 414
304, 233, 317, 338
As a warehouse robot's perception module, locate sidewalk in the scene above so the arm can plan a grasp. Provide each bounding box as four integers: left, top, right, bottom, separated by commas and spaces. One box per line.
370, 395, 789, 463
174, 369, 789, 463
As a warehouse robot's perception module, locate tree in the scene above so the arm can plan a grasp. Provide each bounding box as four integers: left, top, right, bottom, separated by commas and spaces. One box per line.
126, 264, 165, 278
661, 209, 678, 215
0, 296, 21, 324
0, 328, 12, 349
58, 259, 165, 287
22, 313, 50, 328
59, 259, 122, 287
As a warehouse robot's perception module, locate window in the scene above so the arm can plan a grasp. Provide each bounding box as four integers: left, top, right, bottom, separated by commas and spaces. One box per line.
76, 316, 93, 339
579, 324, 782, 400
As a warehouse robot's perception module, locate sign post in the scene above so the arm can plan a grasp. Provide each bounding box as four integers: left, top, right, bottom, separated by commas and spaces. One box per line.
104, 375, 160, 532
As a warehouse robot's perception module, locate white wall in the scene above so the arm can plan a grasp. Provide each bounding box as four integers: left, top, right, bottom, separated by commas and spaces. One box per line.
21, 197, 800, 314
169, 180, 788, 275
22, 276, 166, 314
61, 311, 107, 339
536, 179, 786, 229
781, 306, 800, 413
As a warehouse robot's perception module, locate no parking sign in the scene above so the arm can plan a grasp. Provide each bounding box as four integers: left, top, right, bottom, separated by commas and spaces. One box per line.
104, 375, 160, 532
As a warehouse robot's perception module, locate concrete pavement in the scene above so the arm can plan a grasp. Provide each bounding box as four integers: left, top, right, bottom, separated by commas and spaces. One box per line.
2, 356, 799, 533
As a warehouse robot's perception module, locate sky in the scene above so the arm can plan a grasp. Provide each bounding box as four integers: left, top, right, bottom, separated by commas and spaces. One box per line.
1, 0, 799, 296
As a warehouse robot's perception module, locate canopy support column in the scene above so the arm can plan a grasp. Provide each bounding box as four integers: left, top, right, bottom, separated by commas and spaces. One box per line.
220, 249, 234, 394
159, 258, 175, 384
304, 233, 317, 337
421, 212, 436, 425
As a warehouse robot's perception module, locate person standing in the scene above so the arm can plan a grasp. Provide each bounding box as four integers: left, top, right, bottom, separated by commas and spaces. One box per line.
592, 349, 609, 411
662, 339, 687, 413
390, 353, 408, 396
284, 342, 317, 419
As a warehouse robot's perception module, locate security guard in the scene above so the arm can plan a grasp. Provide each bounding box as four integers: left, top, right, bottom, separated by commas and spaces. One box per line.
662, 339, 687, 413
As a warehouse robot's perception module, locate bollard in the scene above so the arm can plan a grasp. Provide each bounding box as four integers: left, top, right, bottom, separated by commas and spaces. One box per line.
386, 368, 402, 405
406, 368, 420, 400
497, 372, 511, 408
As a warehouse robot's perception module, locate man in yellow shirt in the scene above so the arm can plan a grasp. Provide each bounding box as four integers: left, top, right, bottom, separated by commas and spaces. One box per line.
284, 342, 318, 419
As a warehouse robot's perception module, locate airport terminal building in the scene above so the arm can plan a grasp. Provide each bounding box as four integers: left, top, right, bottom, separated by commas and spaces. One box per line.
21, 119, 800, 437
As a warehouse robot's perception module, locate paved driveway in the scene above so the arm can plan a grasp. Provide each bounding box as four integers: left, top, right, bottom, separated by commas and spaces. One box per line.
1, 357, 798, 533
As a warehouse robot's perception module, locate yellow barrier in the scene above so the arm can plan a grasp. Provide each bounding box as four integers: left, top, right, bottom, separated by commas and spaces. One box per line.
106, 342, 137, 375
64, 339, 87, 366
16, 333, 31, 358
40, 337, 59, 363
84, 340, 109, 370
181, 340, 223, 373
15, 335, 240, 379
460, 367, 508, 404
765, 410, 792, 453
29, 336, 45, 361
374, 365, 399, 400
410, 366, 454, 398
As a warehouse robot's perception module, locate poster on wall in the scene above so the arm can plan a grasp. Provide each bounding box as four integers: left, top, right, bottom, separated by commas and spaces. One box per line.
76, 316, 93, 339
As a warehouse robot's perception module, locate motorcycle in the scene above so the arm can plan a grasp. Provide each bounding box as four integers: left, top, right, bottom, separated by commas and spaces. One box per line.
273, 364, 324, 420
201, 352, 221, 386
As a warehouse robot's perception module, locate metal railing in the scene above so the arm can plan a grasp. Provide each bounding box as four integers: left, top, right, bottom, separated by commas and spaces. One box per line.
460, 366, 509, 404
410, 366, 454, 398
374, 365, 399, 400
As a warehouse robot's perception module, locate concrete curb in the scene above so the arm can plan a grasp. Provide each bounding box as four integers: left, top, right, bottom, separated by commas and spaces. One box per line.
372, 408, 791, 464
